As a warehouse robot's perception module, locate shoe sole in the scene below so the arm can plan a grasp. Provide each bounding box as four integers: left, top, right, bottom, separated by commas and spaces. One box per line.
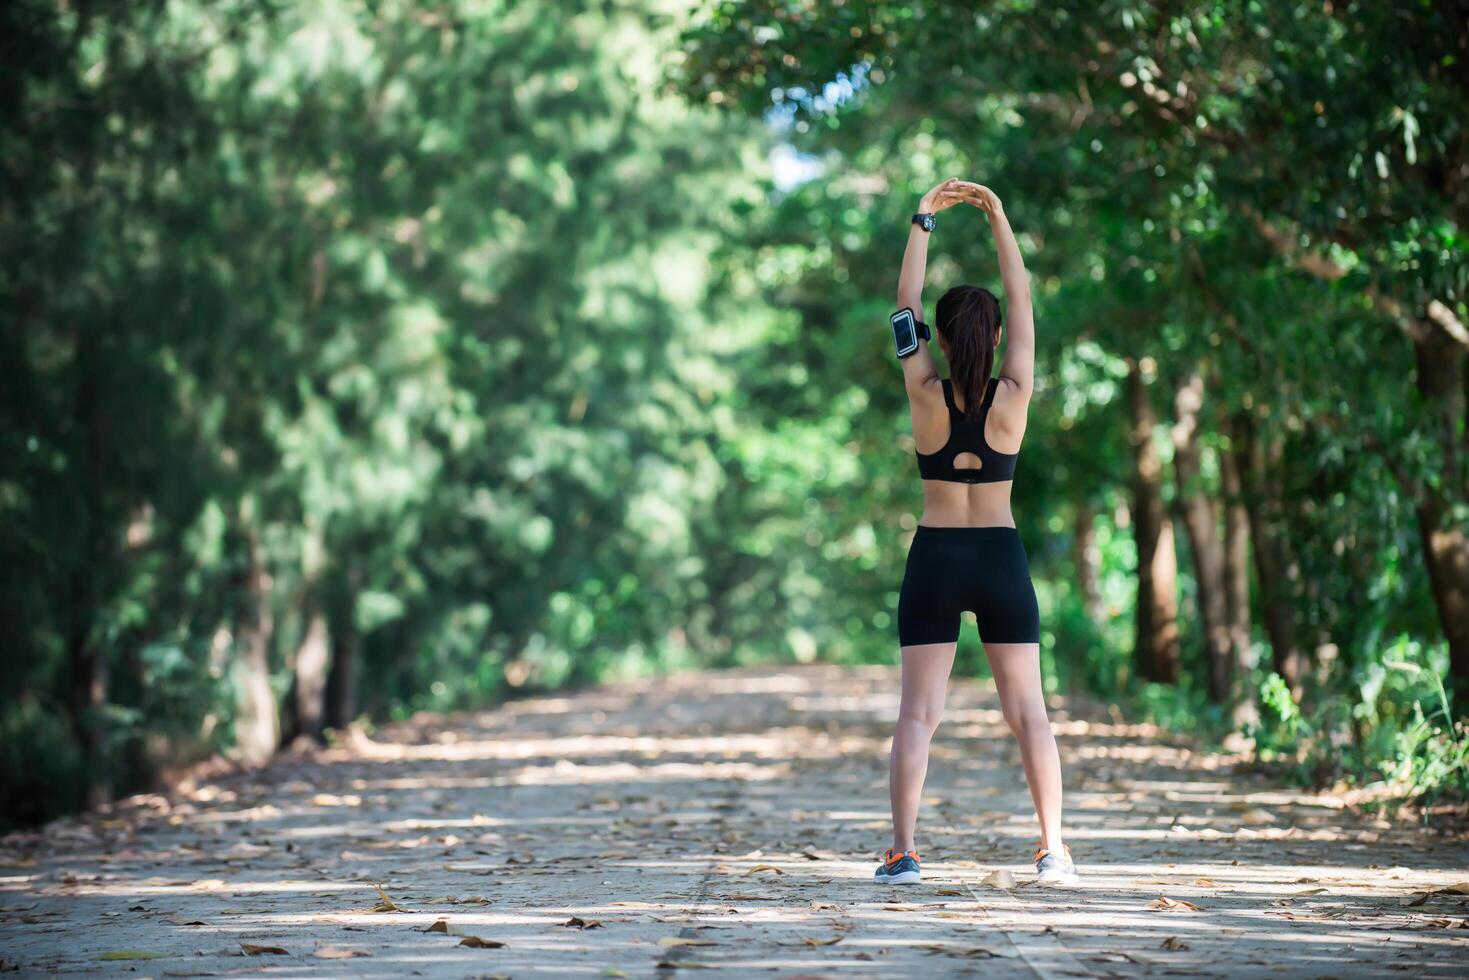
1036, 870, 1080, 885
873, 870, 922, 884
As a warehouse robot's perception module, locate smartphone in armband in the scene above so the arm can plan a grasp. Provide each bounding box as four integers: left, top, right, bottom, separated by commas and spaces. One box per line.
891, 308, 929, 359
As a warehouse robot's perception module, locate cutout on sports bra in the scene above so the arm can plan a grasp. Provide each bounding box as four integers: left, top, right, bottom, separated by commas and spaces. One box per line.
914, 377, 1020, 484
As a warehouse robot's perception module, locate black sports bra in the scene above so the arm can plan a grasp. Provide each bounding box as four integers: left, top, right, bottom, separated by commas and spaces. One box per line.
915, 376, 1019, 484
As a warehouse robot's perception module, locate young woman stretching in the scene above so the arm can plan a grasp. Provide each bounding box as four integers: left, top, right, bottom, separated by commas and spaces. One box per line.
875, 179, 1077, 886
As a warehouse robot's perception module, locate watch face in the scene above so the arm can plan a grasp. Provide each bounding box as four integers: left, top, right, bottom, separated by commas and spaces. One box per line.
916, 213, 936, 232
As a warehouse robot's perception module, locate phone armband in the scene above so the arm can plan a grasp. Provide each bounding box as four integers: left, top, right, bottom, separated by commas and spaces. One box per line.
890, 308, 930, 359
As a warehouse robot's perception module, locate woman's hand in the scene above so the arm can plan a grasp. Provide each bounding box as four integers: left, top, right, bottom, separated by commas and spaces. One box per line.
952, 181, 1004, 216
917, 177, 974, 214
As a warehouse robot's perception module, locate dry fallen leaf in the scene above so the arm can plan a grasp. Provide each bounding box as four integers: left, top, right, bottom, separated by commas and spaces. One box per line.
659, 937, 717, 948
367, 883, 400, 913
99, 951, 167, 961
979, 870, 1014, 890
1290, 887, 1329, 897
744, 864, 784, 875
1160, 936, 1189, 950
240, 944, 289, 956
920, 943, 1005, 959
313, 947, 370, 959
562, 916, 603, 929
458, 936, 507, 949
934, 888, 965, 896
1402, 882, 1469, 906
1193, 878, 1218, 888
1148, 896, 1203, 912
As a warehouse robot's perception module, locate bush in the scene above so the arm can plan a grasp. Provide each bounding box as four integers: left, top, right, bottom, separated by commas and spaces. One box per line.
0, 698, 82, 829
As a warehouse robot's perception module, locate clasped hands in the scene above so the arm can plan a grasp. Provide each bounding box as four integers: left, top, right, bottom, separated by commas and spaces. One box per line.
919, 178, 1002, 217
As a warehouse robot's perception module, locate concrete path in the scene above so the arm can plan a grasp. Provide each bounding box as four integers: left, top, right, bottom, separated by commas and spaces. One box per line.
3, 664, 1467, 977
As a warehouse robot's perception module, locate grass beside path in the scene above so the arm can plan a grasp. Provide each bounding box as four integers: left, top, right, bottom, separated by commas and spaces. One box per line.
2, 664, 1467, 977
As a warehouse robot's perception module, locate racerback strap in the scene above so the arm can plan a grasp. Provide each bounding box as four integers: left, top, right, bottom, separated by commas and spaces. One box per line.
980, 375, 999, 414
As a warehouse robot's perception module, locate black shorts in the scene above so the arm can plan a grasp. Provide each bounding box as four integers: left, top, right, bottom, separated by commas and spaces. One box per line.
897, 525, 1040, 646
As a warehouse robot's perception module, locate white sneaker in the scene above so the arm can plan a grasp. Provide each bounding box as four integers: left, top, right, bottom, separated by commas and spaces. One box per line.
1035, 844, 1079, 885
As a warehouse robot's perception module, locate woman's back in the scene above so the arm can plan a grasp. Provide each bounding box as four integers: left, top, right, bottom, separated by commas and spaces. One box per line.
912, 375, 1028, 528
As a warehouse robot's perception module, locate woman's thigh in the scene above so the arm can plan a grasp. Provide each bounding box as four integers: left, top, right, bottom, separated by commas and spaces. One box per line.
983, 641, 1045, 716
899, 643, 958, 725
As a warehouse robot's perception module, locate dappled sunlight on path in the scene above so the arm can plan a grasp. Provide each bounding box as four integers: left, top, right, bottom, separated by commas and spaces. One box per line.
2, 665, 1466, 977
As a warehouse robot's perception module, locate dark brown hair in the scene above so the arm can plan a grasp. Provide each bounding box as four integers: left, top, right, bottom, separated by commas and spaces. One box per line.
936, 284, 1002, 420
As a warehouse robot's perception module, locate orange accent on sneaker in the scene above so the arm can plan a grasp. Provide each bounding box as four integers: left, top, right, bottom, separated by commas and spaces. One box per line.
885, 848, 921, 867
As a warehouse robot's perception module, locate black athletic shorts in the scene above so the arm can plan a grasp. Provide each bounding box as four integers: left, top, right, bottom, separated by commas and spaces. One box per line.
897, 525, 1040, 646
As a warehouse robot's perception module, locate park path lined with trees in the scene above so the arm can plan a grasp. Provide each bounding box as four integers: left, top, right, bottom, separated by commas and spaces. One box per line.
3, 665, 1467, 977
3, 0, 1465, 837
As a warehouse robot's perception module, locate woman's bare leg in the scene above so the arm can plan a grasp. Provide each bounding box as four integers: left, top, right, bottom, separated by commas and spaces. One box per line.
984, 641, 1065, 852
889, 642, 957, 853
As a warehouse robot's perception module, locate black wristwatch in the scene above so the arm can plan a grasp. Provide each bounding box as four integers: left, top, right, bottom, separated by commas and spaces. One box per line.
912, 212, 937, 232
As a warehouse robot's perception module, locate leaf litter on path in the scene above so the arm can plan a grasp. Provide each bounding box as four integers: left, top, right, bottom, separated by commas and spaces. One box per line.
1402, 883, 1469, 906
240, 943, 289, 955
1148, 896, 1203, 912
99, 950, 168, 961
423, 917, 507, 947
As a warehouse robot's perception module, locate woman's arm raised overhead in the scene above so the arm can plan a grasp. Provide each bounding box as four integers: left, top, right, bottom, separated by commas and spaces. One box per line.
897, 178, 970, 396
957, 183, 1034, 395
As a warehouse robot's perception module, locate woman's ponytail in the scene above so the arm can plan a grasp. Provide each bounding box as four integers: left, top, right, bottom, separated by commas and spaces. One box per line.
936, 285, 1001, 419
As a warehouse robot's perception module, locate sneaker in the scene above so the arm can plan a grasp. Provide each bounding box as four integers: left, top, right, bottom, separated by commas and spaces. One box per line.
1034, 844, 1079, 885
874, 848, 922, 885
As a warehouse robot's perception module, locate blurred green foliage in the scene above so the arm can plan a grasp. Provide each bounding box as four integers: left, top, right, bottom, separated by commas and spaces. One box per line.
2, 0, 1465, 826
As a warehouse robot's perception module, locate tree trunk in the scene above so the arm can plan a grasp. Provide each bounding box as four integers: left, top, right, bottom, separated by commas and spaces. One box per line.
1409, 322, 1469, 700
325, 620, 357, 732
1128, 360, 1180, 684
1219, 417, 1256, 725
68, 325, 110, 809
1422, 509, 1469, 704
291, 606, 331, 742
232, 527, 278, 765
67, 585, 110, 810
1171, 371, 1231, 703
1074, 501, 1103, 626
1232, 411, 1306, 696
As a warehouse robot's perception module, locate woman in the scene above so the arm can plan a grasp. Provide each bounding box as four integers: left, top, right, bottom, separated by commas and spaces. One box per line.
874, 178, 1077, 886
